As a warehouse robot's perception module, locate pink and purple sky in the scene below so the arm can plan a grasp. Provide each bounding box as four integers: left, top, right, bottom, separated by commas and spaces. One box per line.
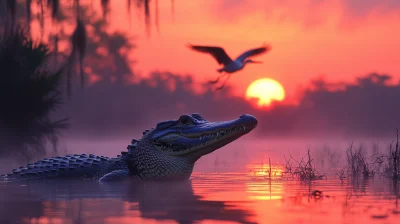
32, 0, 400, 103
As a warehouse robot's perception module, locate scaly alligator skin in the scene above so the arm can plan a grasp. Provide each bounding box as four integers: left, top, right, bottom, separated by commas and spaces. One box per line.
0, 113, 257, 182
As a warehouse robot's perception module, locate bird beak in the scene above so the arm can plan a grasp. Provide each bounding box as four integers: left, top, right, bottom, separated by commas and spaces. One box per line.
252, 60, 263, 64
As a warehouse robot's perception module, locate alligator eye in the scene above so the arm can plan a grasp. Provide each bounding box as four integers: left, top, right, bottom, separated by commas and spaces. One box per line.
179, 115, 191, 125
192, 113, 204, 121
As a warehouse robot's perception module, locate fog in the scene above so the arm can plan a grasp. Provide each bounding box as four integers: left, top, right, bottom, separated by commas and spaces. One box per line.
40, 70, 399, 172
55, 72, 400, 140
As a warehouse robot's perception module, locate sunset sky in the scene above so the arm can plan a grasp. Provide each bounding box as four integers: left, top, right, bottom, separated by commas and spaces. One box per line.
32, 0, 400, 102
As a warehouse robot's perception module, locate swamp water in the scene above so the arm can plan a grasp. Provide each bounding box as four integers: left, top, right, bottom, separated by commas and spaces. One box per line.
0, 139, 399, 224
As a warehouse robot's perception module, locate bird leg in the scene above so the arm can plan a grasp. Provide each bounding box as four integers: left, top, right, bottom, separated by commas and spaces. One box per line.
215, 74, 231, 91
209, 77, 221, 84
209, 73, 228, 84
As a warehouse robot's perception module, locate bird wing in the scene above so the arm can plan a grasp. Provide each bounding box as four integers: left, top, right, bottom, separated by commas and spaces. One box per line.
235, 43, 271, 62
186, 44, 233, 65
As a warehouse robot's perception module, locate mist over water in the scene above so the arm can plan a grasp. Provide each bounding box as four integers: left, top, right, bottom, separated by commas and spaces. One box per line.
1, 126, 399, 224
1, 137, 399, 224
57, 136, 396, 169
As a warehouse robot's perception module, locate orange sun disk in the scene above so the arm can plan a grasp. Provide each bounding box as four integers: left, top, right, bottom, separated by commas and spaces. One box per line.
245, 78, 285, 108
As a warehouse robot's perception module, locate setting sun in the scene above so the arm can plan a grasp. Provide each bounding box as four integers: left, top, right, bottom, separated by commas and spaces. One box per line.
246, 78, 285, 107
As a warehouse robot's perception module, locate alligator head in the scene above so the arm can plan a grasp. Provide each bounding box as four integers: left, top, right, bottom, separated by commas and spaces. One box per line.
128, 113, 258, 180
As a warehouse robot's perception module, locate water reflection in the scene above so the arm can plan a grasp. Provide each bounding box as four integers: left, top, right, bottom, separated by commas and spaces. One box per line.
0, 163, 400, 224
198, 173, 400, 224
0, 179, 256, 224
246, 163, 285, 201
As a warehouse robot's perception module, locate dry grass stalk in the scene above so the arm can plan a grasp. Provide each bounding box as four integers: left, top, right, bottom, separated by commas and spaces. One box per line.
283, 149, 326, 181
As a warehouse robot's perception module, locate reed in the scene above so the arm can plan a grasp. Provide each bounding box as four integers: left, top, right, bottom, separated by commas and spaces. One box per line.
383, 130, 400, 180
280, 132, 400, 182
283, 149, 326, 181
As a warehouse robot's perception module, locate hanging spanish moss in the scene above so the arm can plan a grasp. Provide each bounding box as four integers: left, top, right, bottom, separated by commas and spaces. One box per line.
39, 0, 45, 38
66, 17, 87, 97
155, 0, 159, 34
74, 0, 80, 18
25, 0, 31, 30
100, 0, 110, 18
3, 0, 174, 38
127, 0, 132, 27
144, 0, 150, 37
47, 0, 60, 20
6, 0, 16, 31
0, 0, 175, 96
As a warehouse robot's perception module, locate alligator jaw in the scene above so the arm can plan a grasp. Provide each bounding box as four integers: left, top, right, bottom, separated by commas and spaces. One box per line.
181, 123, 257, 139
155, 114, 258, 157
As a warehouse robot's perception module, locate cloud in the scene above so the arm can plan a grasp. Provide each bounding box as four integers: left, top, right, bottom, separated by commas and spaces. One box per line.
341, 0, 400, 17
207, 0, 400, 29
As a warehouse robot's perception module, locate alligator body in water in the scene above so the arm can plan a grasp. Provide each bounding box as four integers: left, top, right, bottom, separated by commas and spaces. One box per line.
0, 113, 257, 182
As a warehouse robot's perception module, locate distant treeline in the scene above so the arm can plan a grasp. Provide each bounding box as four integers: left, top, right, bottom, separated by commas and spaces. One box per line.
57, 72, 400, 139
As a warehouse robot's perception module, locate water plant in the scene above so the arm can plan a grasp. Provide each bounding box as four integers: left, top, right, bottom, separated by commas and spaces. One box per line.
345, 143, 376, 180
283, 149, 326, 181
384, 130, 400, 180
340, 131, 400, 181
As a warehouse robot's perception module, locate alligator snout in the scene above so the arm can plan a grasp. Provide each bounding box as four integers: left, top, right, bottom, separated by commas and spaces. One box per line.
239, 114, 258, 126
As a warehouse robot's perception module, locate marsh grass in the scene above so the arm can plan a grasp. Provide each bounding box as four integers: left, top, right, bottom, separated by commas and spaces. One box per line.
345, 143, 377, 179
311, 137, 399, 182
383, 135, 400, 180
283, 149, 327, 181
273, 133, 400, 183
340, 136, 399, 181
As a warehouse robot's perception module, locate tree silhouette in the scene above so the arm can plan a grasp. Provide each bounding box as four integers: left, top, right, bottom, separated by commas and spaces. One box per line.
0, 0, 174, 96
0, 27, 68, 162
49, 4, 135, 91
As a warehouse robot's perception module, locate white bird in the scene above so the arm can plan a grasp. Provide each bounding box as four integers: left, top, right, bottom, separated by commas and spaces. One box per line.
187, 43, 271, 90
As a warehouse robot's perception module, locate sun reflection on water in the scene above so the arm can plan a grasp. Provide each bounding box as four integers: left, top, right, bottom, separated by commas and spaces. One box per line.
245, 163, 285, 201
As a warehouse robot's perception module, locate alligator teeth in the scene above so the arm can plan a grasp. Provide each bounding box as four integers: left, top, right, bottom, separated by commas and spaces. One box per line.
196, 125, 254, 142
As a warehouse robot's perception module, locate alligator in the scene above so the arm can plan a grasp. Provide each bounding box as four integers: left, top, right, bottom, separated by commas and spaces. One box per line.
0, 113, 257, 182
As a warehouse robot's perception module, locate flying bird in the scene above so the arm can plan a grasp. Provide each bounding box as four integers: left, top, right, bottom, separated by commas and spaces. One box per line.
186, 43, 271, 90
